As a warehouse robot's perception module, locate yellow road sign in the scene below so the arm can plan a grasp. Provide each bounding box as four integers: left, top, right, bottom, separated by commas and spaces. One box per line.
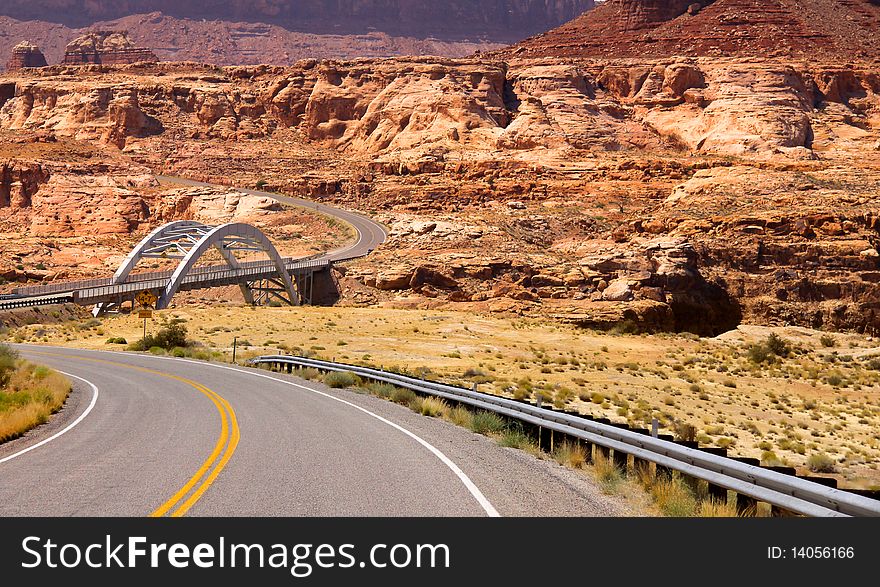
138, 310, 153, 319
135, 290, 158, 309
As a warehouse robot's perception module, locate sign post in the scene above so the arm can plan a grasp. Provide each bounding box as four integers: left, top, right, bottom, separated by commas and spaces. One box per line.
135, 290, 158, 346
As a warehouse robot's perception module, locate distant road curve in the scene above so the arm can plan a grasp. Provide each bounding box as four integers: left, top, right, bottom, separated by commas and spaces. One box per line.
0, 346, 631, 517
156, 175, 388, 262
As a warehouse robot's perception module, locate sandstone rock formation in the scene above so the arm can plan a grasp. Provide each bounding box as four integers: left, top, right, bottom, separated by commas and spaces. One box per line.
3, 57, 875, 158
509, 0, 880, 59
61, 31, 157, 66
5, 41, 47, 71
0, 1, 595, 41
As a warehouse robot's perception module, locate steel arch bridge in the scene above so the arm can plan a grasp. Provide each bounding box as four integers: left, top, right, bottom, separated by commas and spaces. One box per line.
93, 220, 301, 316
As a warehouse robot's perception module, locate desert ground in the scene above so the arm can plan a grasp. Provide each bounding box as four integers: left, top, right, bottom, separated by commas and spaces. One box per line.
5, 304, 878, 489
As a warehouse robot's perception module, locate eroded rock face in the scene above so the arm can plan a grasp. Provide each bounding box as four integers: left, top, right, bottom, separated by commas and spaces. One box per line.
61, 31, 157, 66
509, 0, 880, 60
5, 41, 47, 71
0, 81, 162, 147
0, 161, 49, 208
0, 1, 595, 42
1, 58, 877, 157
153, 187, 283, 224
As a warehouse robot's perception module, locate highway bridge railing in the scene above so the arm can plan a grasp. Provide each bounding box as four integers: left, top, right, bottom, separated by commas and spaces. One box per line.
12, 256, 331, 298
249, 354, 880, 518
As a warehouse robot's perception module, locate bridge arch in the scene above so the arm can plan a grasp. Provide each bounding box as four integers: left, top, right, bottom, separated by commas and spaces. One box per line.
158, 222, 297, 309
93, 220, 299, 315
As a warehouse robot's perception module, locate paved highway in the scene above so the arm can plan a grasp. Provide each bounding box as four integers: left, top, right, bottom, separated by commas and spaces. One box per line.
156, 175, 388, 262
0, 346, 631, 517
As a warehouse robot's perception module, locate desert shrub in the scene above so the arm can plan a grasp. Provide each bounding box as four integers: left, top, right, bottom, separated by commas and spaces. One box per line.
765, 333, 790, 357
129, 323, 189, 351
390, 387, 417, 405
416, 397, 449, 418
819, 334, 836, 348
747, 333, 791, 365
592, 454, 623, 493
553, 441, 587, 468
498, 427, 535, 450
365, 382, 396, 398
0, 344, 19, 387
806, 453, 836, 473
105, 337, 127, 345
697, 498, 739, 517
296, 367, 320, 380
674, 422, 697, 442
651, 476, 697, 517
170, 347, 187, 357
323, 371, 362, 389
469, 411, 506, 435
448, 405, 473, 428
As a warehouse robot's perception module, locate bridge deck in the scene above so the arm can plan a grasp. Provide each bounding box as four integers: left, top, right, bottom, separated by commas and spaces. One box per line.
0, 258, 330, 311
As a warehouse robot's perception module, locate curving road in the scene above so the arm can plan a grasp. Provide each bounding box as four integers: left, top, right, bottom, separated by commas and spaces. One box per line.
156, 175, 387, 262
0, 346, 632, 517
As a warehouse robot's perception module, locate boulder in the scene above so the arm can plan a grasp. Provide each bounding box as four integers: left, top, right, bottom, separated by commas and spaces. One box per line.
602, 278, 634, 301
375, 268, 414, 290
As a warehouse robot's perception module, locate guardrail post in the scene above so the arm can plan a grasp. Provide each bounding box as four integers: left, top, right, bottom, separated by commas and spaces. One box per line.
611, 449, 628, 471
706, 482, 728, 503
736, 493, 759, 516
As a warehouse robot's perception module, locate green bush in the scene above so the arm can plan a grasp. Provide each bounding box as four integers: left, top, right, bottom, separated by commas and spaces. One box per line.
129, 323, 189, 351
390, 387, 417, 405
0, 343, 19, 387
498, 428, 534, 450
470, 411, 506, 435
323, 371, 362, 388
366, 382, 396, 398
765, 333, 790, 357
105, 337, 127, 345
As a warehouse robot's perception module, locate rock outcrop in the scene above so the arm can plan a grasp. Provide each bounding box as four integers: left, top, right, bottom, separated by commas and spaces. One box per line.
5, 41, 47, 71
2, 56, 878, 154
0, 1, 595, 42
61, 31, 157, 66
508, 0, 880, 59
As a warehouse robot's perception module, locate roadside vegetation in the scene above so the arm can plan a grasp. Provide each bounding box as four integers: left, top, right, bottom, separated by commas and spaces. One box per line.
6, 306, 880, 488
0, 344, 71, 443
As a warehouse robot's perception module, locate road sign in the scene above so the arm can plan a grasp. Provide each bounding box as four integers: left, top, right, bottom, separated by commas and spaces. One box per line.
135, 290, 158, 309
138, 310, 153, 319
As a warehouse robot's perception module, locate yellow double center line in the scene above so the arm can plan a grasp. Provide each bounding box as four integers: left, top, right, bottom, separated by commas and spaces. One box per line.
29, 351, 239, 517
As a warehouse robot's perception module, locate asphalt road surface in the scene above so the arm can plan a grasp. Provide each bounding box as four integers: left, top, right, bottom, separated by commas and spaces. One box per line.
156, 175, 387, 262
0, 346, 633, 517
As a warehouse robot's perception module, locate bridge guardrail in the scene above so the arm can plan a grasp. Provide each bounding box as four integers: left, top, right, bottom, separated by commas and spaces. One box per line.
249, 354, 880, 518
13, 256, 331, 298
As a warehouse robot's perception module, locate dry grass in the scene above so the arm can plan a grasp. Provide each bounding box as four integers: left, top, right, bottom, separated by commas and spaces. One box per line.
448, 405, 473, 428
552, 441, 587, 469
0, 362, 71, 443
14, 306, 880, 487
697, 498, 740, 517
591, 453, 624, 494
648, 476, 697, 517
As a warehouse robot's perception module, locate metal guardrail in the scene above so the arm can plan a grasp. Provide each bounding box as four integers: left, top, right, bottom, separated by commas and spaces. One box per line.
249, 355, 880, 518
0, 293, 74, 310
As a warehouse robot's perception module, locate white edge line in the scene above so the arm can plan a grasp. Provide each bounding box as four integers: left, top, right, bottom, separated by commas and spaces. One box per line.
0, 370, 99, 466
144, 354, 501, 517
